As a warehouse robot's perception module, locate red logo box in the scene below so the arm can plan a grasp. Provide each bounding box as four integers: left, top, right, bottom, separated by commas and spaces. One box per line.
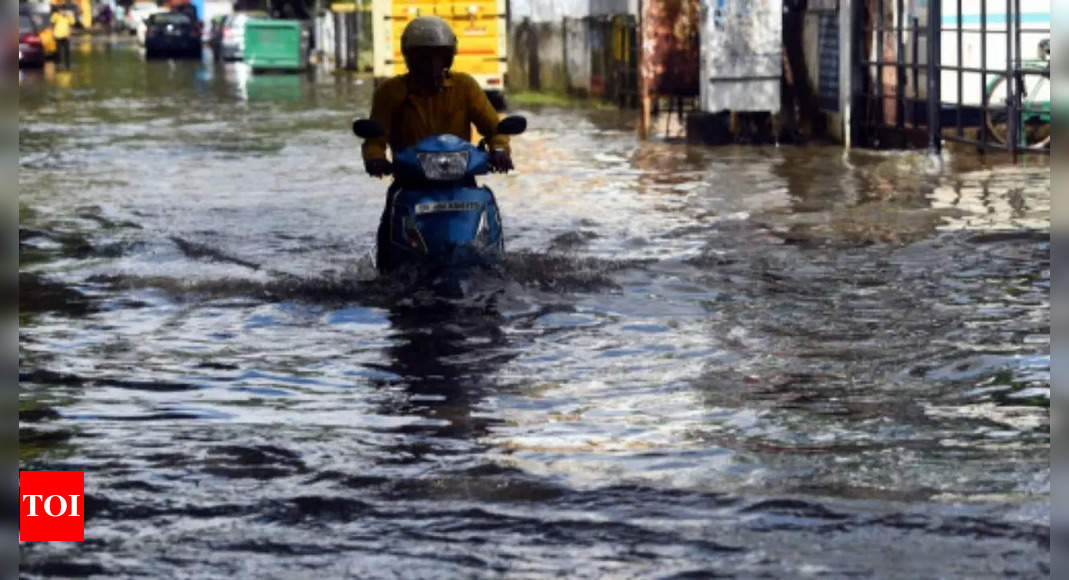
20, 471, 84, 542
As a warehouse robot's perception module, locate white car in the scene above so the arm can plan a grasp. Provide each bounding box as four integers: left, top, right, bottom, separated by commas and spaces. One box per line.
126, 1, 164, 43
218, 12, 267, 61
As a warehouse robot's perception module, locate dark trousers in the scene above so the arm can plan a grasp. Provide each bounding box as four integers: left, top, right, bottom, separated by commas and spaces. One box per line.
56, 38, 71, 69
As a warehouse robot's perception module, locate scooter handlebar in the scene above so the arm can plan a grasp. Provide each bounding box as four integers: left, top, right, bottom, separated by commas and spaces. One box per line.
353, 118, 385, 140
365, 158, 394, 178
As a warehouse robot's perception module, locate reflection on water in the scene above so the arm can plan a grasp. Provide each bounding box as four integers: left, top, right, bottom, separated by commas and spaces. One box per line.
19, 37, 1049, 577
374, 299, 513, 442
217, 63, 306, 102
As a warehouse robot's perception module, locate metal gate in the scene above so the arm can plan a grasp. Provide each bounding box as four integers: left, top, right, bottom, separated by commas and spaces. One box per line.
853, 0, 1050, 154
590, 15, 639, 108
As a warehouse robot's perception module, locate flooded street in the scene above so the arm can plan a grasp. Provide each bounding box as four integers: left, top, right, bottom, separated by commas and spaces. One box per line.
19, 38, 1049, 577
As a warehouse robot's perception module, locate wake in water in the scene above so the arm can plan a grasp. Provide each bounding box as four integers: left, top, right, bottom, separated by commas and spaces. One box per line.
23, 223, 653, 313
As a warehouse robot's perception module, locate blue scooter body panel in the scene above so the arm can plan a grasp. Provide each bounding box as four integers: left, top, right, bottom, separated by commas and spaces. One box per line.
386, 185, 503, 269
378, 133, 504, 272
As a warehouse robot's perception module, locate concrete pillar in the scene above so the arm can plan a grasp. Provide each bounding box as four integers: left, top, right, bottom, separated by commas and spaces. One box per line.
840, 0, 853, 148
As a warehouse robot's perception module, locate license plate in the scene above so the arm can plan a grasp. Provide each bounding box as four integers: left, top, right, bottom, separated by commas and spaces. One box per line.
414, 201, 481, 215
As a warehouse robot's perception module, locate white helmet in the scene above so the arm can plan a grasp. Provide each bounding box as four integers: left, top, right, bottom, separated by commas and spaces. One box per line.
401, 16, 457, 55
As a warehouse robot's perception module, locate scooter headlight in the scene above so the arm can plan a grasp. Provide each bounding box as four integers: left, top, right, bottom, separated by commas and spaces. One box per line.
417, 151, 470, 181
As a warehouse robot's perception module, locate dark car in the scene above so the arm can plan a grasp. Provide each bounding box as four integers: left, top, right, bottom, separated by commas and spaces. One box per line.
144, 12, 202, 59
18, 14, 46, 68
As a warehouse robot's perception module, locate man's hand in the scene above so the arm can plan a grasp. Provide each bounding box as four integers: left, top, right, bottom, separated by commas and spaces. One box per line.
488, 150, 513, 174
365, 158, 392, 178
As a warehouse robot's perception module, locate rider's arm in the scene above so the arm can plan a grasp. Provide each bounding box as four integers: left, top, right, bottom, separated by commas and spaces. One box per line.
464, 75, 510, 154
361, 79, 403, 162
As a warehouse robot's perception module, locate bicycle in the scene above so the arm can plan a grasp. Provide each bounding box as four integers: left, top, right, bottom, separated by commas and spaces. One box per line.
984, 38, 1050, 149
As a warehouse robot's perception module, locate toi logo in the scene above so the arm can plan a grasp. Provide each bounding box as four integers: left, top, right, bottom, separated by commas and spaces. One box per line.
20, 471, 84, 542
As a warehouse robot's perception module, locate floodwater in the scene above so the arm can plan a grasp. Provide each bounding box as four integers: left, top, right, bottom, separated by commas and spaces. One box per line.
19, 38, 1050, 578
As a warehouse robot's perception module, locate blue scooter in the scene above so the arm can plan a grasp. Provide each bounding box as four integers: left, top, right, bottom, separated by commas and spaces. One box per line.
353, 116, 527, 275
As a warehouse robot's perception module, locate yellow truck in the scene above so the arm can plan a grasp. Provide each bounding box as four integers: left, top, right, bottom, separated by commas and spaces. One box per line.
371, 0, 508, 109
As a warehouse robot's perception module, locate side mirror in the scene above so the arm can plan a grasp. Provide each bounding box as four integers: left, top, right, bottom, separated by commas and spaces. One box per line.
496, 116, 527, 136
352, 119, 384, 139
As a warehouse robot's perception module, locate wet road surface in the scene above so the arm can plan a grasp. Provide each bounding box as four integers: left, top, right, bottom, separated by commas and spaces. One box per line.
19, 38, 1050, 577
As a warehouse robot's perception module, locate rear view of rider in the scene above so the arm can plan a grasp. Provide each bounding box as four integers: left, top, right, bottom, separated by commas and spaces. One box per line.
362, 16, 513, 177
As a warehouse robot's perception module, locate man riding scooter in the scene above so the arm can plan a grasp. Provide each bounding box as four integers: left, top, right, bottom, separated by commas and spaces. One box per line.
361, 16, 514, 272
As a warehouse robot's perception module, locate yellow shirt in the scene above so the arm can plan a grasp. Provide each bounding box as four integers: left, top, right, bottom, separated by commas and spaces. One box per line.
362, 71, 509, 162
50, 12, 73, 39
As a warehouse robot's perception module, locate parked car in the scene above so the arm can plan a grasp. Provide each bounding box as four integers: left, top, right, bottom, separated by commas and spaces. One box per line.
144, 12, 201, 59
127, 1, 164, 40
18, 14, 46, 68
217, 12, 268, 61
18, 2, 56, 60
